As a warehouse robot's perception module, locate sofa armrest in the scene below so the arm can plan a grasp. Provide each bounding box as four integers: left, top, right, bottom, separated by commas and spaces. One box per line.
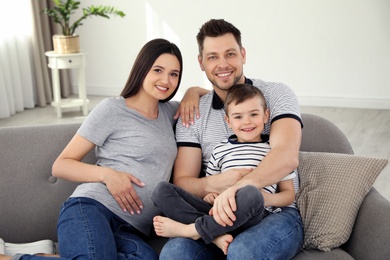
343, 188, 390, 259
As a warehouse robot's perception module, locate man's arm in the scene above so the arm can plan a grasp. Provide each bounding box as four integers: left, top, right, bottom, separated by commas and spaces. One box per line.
173, 146, 249, 198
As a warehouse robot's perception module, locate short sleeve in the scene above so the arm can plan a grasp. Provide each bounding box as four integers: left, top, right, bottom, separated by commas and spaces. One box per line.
77, 98, 117, 146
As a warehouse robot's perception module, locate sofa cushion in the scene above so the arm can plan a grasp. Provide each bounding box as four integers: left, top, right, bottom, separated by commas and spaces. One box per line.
296, 152, 388, 252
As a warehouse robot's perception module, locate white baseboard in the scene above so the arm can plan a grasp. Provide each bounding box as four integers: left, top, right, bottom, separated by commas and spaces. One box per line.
298, 96, 390, 109
72, 85, 121, 97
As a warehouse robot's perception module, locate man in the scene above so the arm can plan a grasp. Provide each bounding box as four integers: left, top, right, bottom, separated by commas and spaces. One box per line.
161, 19, 303, 259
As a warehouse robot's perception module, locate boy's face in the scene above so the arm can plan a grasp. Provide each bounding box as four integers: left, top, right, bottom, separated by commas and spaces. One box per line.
198, 33, 246, 99
225, 96, 269, 143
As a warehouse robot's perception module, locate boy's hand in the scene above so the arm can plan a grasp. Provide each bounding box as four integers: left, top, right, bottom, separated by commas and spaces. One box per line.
203, 192, 219, 205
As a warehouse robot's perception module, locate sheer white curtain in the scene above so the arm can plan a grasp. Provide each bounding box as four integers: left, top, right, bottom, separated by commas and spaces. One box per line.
0, 1, 36, 118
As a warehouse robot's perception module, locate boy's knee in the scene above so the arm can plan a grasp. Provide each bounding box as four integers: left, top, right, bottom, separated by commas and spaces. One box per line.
237, 185, 264, 206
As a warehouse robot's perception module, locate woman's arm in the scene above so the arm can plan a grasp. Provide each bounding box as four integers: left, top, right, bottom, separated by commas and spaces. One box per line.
175, 86, 210, 127
52, 134, 145, 215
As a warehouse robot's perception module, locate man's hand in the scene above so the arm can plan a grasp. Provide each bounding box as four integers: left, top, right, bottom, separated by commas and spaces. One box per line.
211, 185, 241, 227
103, 169, 145, 215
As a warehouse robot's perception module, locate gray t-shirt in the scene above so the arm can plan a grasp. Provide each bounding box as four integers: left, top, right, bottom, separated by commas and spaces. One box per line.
71, 96, 179, 235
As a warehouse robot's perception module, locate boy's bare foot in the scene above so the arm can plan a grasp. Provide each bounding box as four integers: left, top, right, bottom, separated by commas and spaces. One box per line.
213, 234, 233, 255
153, 216, 200, 240
0, 254, 12, 260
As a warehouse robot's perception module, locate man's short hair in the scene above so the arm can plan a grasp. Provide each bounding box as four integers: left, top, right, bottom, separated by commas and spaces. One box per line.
196, 19, 242, 55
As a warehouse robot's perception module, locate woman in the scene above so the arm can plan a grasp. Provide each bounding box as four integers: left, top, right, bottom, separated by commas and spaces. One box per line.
0, 38, 203, 260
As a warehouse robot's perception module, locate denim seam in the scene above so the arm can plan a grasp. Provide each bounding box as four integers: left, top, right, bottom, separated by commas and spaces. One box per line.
78, 198, 96, 260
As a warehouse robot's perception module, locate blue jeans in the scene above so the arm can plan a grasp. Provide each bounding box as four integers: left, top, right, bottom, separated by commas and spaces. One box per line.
16, 197, 157, 260
152, 182, 268, 244
160, 207, 303, 260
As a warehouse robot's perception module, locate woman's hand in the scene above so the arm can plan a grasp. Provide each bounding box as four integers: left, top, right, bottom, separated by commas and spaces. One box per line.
103, 168, 145, 215
175, 86, 210, 127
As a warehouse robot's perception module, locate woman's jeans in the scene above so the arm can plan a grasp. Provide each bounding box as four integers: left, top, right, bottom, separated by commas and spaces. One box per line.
15, 197, 158, 260
153, 182, 303, 260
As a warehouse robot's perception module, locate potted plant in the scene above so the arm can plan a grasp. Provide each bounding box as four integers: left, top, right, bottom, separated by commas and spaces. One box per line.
43, 0, 125, 54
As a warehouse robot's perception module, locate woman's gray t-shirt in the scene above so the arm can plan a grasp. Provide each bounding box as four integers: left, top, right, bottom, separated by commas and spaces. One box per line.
71, 96, 179, 235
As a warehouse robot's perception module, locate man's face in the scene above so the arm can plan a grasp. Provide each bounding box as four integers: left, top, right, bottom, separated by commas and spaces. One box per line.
198, 33, 246, 96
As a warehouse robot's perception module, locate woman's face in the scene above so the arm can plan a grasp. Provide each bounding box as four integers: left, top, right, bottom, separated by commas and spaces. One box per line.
142, 53, 181, 101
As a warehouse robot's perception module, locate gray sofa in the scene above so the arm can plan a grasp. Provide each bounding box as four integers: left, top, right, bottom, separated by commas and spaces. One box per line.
1, 113, 390, 259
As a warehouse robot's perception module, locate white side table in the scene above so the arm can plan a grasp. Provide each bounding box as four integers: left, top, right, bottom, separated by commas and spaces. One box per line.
45, 51, 89, 118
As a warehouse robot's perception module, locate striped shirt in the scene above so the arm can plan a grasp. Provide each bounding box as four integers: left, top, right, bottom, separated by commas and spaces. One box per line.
206, 135, 296, 212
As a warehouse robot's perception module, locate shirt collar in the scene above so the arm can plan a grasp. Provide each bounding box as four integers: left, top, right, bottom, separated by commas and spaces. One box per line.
228, 134, 270, 144
212, 78, 253, 110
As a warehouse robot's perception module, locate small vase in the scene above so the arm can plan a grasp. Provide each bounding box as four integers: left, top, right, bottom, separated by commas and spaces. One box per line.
52, 35, 80, 54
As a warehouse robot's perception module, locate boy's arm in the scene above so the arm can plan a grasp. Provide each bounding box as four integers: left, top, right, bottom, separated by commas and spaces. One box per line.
262, 179, 295, 208
203, 192, 219, 205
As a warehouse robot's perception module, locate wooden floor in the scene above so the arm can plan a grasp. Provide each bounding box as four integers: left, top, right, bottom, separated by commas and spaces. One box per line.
1, 96, 389, 201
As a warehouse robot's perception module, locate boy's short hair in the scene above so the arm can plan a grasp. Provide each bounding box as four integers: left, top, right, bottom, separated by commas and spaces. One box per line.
225, 84, 267, 115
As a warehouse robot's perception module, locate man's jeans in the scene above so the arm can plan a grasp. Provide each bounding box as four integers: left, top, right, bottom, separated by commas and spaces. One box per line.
14, 197, 158, 260
152, 181, 268, 244
155, 182, 303, 259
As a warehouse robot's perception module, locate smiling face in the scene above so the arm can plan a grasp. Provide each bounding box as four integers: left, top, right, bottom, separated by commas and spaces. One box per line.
198, 33, 246, 99
141, 53, 181, 101
225, 96, 269, 143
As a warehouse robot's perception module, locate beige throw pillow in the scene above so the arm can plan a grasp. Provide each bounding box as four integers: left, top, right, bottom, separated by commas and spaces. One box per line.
297, 151, 388, 252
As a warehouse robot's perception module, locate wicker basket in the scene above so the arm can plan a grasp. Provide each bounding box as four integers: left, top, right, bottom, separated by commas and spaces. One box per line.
52, 35, 80, 54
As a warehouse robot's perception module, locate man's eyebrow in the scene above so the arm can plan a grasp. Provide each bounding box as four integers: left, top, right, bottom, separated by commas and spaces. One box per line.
205, 48, 238, 56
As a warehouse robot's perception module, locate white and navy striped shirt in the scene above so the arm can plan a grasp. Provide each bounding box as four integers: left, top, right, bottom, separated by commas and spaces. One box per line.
206, 135, 296, 212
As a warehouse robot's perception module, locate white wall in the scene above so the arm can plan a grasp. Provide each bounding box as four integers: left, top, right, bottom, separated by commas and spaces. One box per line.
73, 0, 390, 109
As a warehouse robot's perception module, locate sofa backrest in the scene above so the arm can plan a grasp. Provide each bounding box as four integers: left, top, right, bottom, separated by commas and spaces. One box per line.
0, 123, 94, 243
300, 113, 353, 154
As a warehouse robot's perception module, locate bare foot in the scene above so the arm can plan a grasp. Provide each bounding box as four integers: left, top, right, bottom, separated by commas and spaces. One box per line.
213, 234, 233, 255
0, 254, 12, 260
153, 216, 200, 240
